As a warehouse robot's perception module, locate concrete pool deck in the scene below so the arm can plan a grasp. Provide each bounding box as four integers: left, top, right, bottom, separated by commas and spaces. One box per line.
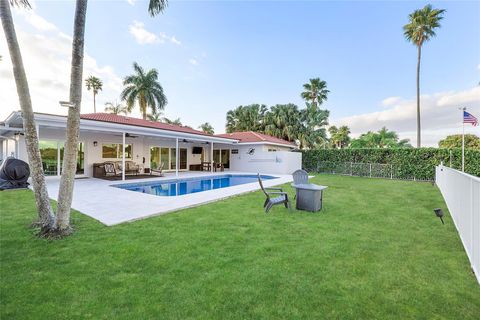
42, 171, 293, 226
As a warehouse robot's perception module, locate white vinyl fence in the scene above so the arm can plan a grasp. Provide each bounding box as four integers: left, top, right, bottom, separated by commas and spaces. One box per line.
435, 164, 480, 284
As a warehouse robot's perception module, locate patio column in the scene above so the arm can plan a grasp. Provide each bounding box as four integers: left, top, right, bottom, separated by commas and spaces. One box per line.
211, 142, 214, 173
175, 138, 179, 177
122, 132, 126, 181
57, 141, 61, 176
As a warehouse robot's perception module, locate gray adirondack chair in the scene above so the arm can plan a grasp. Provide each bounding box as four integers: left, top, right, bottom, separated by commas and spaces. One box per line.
292, 169, 309, 199
257, 174, 291, 213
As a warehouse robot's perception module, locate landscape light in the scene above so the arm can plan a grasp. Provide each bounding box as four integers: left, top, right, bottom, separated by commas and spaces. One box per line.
433, 208, 445, 225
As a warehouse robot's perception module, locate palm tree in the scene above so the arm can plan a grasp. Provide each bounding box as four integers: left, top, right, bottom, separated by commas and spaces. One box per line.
55, 0, 88, 234
163, 117, 182, 126
85, 75, 102, 113
147, 112, 163, 122
1, 0, 55, 232
104, 101, 128, 115
148, 0, 168, 16
198, 122, 214, 134
225, 104, 267, 133
404, 4, 445, 148
121, 62, 167, 120
301, 78, 329, 109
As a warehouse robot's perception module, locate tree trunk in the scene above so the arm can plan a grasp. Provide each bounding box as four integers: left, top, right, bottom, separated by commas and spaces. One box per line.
0, 0, 55, 231
416, 45, 422, 148
140, 95, 147, 120
56, 0, 88, 232
93, 92, 96, 113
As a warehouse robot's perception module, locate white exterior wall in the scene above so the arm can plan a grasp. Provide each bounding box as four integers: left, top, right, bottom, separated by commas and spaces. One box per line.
229, 145, 301, 175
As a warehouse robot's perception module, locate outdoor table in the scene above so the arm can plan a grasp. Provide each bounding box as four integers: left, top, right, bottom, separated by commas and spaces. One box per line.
291, 183, 328, 212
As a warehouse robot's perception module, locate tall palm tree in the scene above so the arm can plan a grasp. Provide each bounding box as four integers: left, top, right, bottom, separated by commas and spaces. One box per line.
85, 75, 102, 113
404, 4, 445, 148
225, 104, 267, 133
1, 0, 55, 232
148, 0, 168, 16
104, 101, 128, 115
198, 122, 214, 134
121, 62, 167, 120
301, 78, 329, 109
56, 0, 88, 234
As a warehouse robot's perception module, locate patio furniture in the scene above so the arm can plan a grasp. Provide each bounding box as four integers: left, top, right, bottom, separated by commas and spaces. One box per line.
292, 169, 309, 199
104, 162, 120, 177
201, 162, 211, 171
115, 161, 140, 175
258, 174, 291, 213
189, 164, 202, 171
150, 163, 164, 176
291, 183, 327, 212
214, 162, 224, 172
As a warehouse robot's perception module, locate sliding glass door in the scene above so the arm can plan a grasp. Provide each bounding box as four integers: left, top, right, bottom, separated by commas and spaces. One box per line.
150, 146, 187, 170
213, 149, 230, 169
39, 141, 83, 176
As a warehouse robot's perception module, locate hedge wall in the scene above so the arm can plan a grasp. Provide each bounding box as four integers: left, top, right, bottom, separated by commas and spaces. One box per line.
302, 148, 480, 180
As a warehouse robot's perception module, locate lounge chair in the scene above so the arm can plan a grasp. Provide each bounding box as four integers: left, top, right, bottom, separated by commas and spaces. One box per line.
257, 174, 291, 213
292, 169, 309, 199
150, 163, 164, 176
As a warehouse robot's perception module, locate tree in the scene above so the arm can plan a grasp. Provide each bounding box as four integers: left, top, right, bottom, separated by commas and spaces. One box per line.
121, 62, 167, 120
301, 78, 329, 109
163, 117, 182, 126
328, 125, 351, 149
147, 112, 163, 122
198, 122, 214, 134
439, 134, 480, 149
55, 0, 88, 234
85, 76, 102, 113
1, 0, 55, 232
104, 101, 128, 115
350, 127, 412, 149
404, 4, 445, 148
226, 104, 267, 133
264, 104, 303, 142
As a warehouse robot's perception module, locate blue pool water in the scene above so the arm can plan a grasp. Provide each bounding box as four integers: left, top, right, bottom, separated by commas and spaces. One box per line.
113, 174, 277, 196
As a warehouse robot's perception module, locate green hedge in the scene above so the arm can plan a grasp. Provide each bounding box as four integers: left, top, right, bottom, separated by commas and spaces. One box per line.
302, 148, 480, 180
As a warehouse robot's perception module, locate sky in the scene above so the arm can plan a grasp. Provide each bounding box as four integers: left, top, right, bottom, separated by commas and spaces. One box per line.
1, 0, 479, 146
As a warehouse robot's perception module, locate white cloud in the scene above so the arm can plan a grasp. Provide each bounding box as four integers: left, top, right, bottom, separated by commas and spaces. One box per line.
126, 0, 138, 5
332, 87, 480, 147
381, 96, 401, 107
129, 20, 162, 44
189, 58, 198, 66
18, 10, 56, 32
129, 21, 181, 45
0, 10, 124, 119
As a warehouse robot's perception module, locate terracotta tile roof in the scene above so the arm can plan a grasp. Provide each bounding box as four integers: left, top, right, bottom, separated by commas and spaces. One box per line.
80, 113, 232, 139
215, 131, 297, 147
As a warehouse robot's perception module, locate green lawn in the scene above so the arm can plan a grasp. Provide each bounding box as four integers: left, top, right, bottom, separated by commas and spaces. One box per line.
1, 174, 479, 319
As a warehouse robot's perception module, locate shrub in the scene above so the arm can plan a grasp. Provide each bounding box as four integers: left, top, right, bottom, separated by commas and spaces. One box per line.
302, 148, 480, 180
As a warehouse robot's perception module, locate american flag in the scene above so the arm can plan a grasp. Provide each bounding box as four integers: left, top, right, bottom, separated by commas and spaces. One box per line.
464, 111, 478, 126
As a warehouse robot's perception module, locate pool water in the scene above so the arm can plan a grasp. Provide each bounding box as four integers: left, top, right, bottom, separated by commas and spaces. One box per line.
113, 174, 277, 196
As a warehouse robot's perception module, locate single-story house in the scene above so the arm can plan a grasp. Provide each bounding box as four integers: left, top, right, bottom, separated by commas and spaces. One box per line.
0, 111, 301, 179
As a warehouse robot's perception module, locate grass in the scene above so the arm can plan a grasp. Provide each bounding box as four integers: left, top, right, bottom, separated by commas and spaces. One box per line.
1, 174, 479, 319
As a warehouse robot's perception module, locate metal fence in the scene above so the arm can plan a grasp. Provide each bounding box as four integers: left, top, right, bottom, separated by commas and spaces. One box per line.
436, 165, 480, 284
315, 161, 433, 181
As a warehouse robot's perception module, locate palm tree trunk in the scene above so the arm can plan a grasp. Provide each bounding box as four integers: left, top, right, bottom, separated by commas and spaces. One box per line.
416, 45, 422, 148
0, 0, 55, 231
93, 92, 96, 113
140, 95, 147, 120
56, 0, 88, 232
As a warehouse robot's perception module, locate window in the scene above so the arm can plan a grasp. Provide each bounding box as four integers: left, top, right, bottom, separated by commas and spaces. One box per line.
150, 146, 187, 170
268, 148, 277, 152
102, 144, 132, 159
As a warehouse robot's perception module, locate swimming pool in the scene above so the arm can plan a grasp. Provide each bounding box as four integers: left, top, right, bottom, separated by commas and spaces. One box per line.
113, 174, 278, 196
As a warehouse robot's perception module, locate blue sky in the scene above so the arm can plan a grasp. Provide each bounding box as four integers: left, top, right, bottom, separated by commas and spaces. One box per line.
1, 0, 479, 145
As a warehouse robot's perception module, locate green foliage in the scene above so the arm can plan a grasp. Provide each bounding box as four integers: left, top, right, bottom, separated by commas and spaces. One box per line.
85, 76, 103, 95
350, 127, 412, 149
302, 148, 480, 180
121, 62, 167, 119
300, 78, 329, 108
198, 122, 215, 134
2, 177, 480, 318
104, 101, 128, 115
403, 4, 446, 47
225, 103, 329, 149
328, 125, 351, 149
438, 134, 480, 149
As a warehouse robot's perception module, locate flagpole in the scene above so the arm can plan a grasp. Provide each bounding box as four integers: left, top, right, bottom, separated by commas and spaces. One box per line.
462, 107, 465, 172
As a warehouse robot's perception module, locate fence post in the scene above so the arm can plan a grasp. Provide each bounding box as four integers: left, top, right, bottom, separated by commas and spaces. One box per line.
369, 163, 372, 177
350, 162, 353, 176
390, 165, 393, 179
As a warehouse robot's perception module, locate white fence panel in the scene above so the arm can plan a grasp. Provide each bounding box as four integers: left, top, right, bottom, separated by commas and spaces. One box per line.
435, 165, 480, 284
230, 150, 301, 175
